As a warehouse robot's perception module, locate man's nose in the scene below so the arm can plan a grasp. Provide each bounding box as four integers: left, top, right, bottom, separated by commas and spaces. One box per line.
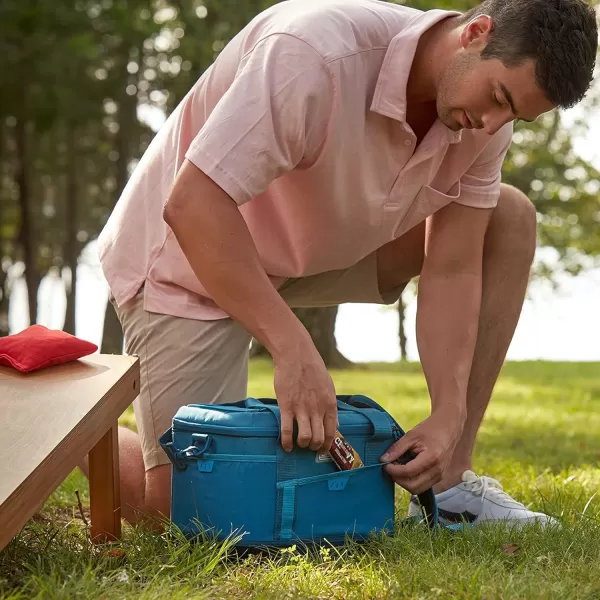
481, 111, 512, 135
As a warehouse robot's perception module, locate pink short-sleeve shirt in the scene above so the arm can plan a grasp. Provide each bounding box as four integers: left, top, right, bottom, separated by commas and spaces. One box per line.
98, 0, 513, 320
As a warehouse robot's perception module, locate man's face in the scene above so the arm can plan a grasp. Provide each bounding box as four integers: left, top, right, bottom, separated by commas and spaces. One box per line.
436, 18, 556, 134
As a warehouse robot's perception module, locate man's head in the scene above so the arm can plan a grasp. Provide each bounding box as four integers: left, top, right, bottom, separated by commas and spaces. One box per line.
436, 0, 598, 134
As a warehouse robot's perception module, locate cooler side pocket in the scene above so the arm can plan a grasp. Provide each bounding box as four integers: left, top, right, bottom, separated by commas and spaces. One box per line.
276, 464, 395, 544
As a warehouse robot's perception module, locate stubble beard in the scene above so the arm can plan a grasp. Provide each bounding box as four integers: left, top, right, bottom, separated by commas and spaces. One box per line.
435, 53, 479, 132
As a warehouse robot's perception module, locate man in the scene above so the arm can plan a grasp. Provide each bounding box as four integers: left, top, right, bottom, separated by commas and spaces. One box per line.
96, 0, 597, 526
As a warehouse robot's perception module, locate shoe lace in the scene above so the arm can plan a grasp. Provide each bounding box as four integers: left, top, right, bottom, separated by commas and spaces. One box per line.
464, 476, 525, 508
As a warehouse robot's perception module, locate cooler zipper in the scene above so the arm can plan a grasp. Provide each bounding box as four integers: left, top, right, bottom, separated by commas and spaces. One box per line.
172, 422, 373, 437
199, 453, 276, 462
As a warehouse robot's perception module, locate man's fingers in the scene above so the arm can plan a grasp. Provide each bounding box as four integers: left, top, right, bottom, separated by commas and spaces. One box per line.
295, 414, 312, 449
380, 435, 413, 463
321, 410, 338, 453
309, 414, 325, 452
384, 454, 443, 494
385, 450, 437, 480
385, 463, 441, 494
279, 401, 337, 453
280, 410, 294, 452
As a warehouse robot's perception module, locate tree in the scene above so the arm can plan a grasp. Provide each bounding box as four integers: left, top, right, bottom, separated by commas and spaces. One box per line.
504, 114, 600, 276
398, 291, 408, 362
0, 0, 65, 326
0, 0, 105, 332
0, 121, 11, 337
2, 0, 599, 378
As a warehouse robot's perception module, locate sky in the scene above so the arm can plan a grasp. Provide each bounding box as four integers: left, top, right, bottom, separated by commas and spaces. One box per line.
6, 105, 600, 363
8, 244, 600, 363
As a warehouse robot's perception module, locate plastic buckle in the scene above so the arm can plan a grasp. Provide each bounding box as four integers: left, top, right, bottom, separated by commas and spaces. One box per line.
173, 433, 213, 469
165, 443, 189, 472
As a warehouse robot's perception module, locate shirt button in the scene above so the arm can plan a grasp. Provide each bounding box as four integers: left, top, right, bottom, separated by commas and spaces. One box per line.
404, 139, 412, 146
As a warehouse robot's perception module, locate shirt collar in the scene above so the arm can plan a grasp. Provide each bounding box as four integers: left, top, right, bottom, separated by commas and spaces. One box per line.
370, 9, 463, 144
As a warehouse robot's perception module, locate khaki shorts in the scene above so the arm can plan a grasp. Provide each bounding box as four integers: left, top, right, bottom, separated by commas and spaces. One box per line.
115, 252, 407, 470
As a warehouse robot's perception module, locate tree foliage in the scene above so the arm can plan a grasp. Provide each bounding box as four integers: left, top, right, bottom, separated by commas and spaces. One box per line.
1, 0, 598, 366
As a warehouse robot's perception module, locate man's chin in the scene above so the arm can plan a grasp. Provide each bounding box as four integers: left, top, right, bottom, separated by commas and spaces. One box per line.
445, 117, 463, 132
439, 111, 463, 132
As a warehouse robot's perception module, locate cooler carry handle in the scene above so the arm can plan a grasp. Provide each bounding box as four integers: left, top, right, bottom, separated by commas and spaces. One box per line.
337, 394, 387, 412
244, 396, 392, 439
159, 428, 186, 471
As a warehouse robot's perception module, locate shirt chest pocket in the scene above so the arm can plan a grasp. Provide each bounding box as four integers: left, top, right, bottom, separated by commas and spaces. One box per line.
393, 181, 461, 238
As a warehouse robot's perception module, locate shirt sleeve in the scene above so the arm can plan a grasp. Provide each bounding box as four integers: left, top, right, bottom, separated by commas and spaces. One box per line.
454, 123, 514, 209
185, 34, 333, 206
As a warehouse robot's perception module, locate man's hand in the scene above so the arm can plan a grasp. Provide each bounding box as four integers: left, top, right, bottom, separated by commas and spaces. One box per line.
273, 345, 338, 453
380, 411, 465, 494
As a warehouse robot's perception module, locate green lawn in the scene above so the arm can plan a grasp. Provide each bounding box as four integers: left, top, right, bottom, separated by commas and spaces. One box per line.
2, 359, 600, 599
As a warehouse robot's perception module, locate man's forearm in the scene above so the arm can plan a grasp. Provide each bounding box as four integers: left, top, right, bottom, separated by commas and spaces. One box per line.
163, 162, 312, 357
415, 271, 482, 422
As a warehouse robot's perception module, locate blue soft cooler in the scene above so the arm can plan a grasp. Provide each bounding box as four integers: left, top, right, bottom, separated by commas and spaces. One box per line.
159, 394, 438, 547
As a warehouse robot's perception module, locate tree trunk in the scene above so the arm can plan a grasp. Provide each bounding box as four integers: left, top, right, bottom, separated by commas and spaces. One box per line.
249, 338, 271, 358
295, 307, 352, 368
398, 290, 408, 362
0, 270, 9, 337
101, 300, 123, 354
250, 306, 352, 368
0, 123, 9, 337
15, 117, 39, 325
63, 125, 78, 335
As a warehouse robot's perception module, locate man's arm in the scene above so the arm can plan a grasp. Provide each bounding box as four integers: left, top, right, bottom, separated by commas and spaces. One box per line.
418, 201, 492, 420
382, 201, 492, 493
381, 123, 513, 494
162, 33, 337, 454
164, 161, 338, 453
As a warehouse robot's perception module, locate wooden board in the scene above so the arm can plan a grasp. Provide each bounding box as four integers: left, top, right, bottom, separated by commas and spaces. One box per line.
0, 354, 140, 551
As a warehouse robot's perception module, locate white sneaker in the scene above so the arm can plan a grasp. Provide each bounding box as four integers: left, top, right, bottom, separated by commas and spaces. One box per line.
408, 470, 557, 527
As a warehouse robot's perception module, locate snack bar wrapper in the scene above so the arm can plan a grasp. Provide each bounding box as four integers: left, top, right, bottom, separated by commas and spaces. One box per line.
327, 430, 364, 470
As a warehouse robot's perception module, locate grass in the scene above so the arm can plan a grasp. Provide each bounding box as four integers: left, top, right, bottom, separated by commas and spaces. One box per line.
2, 359, 600, 599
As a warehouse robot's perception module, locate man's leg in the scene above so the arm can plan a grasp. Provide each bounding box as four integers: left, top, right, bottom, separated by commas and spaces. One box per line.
81, 290, 251, 526
376, 184, 537, 491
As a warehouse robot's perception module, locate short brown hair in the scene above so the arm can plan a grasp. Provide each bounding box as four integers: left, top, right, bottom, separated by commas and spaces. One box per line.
460, 0, 598, 108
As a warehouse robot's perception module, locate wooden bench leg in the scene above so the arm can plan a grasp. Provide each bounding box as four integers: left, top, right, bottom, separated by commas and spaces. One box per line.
89, 424, 121, 542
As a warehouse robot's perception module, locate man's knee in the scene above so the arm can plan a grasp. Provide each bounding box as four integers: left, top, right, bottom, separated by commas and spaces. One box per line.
492, 184, 537, 259
376, 220, 425, 295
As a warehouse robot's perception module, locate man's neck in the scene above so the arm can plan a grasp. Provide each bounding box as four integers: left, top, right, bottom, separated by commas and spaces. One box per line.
406, 16, 459, 105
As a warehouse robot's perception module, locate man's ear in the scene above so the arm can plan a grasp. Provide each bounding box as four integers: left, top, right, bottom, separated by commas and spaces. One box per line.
459, 14, 493, 51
